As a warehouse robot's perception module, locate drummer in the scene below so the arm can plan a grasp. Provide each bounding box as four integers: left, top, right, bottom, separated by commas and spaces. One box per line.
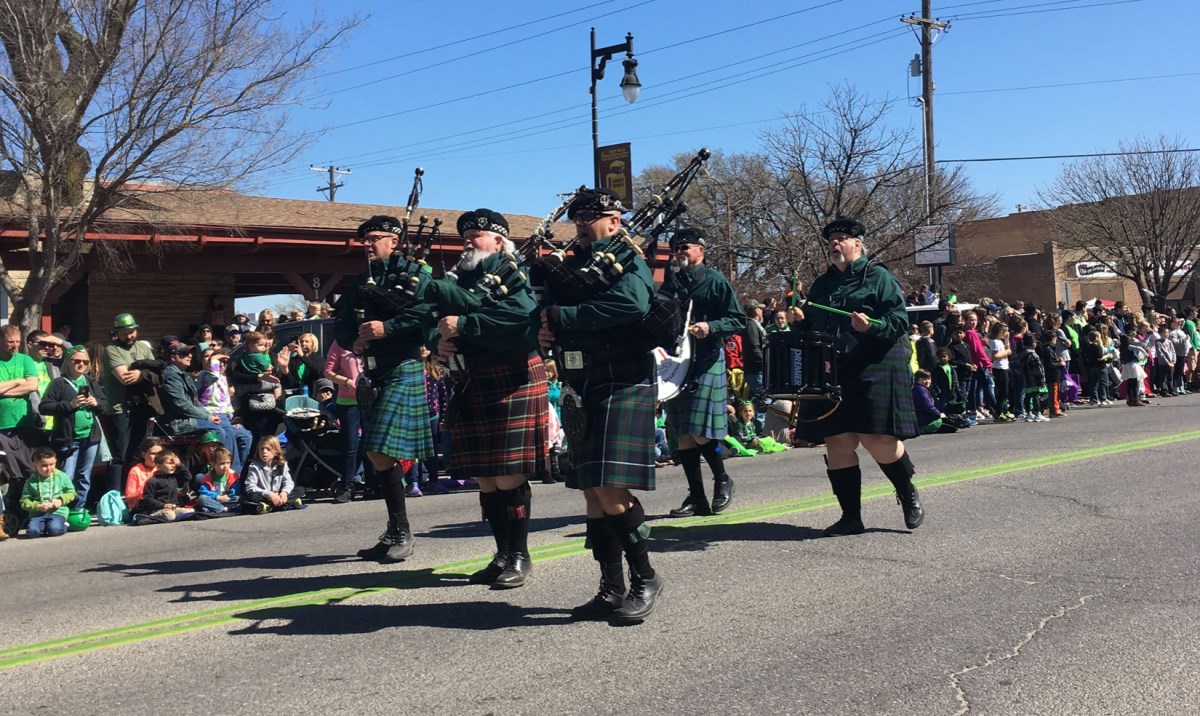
660, 227, 746, 517
788, 217, 924, 536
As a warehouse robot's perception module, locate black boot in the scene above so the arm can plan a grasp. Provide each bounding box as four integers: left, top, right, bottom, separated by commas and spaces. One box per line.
469, 491, 509, 584
669, 447, 711, 517
823, 465, 865, 537
880, 453, 924, 529
698, 441, 734, 513
495, 482, 532, 589
357, 467, 401, 560
711, 475, 735, 514
572, 560, 627, 620
572, 518, 627, 621
607, 500, 662, 624
378, 466, 416, 563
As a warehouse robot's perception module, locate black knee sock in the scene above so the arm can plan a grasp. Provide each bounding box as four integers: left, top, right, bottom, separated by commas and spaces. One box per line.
380, 465, 409, 534
697, 439, 728, 481
585, 517, 624, 565
826, 465, 862, 519
878, 452, 916, 493
677, 447, 705, 497
479, 491, 508, 555
605, 499, 654, 580
498, 481, 531, 555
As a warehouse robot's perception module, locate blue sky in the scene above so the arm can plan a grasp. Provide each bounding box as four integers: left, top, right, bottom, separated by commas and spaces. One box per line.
238, 0, 1198, 314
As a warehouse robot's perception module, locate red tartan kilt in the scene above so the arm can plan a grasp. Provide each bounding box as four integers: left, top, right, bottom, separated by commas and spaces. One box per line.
449, 355, 549, 477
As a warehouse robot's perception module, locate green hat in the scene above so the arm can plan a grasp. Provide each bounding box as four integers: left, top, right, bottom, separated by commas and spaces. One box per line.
113, 313, 138, 330
200, 431, 222, 445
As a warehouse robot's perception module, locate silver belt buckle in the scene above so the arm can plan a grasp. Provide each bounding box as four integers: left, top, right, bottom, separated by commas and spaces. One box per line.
563, 351, 584, 371
366, 356, 377, 371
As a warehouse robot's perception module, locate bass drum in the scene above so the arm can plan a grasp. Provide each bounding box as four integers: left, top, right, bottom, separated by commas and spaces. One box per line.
654, 333, 693, 402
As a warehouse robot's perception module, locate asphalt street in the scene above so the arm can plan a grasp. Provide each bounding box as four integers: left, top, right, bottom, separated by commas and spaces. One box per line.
2, 396, 1199, 715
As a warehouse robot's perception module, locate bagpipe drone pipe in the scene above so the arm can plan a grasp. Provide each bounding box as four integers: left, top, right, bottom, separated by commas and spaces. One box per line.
524, 148, 711, 311
355, 168, 442, 320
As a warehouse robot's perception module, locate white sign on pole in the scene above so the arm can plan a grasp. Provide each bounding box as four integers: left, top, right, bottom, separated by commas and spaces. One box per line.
914, 224, 956, 267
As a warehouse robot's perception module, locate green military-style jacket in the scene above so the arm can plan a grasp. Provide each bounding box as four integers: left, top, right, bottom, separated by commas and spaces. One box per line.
797, 255, 908, 369
550, 233, 655, 353
659, 262, 746, 360
445, 250, 539, 358
335, 254, 432, 378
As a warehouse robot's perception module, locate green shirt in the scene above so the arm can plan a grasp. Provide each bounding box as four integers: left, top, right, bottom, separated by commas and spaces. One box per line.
33, 358, 54, 431
0, 351, 37, 430
552, 234, 656, 352
72, 375, 94, 440
20, 469, 76, 518
443, 250, 540, 357
102, 340, 154, 415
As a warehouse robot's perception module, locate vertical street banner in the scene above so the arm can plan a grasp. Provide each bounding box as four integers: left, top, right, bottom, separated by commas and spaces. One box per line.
596, 142, 633, 208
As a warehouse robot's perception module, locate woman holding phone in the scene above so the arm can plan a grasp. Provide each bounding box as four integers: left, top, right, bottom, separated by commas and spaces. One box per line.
277, 332, 323, 396
38, 346, 109, 510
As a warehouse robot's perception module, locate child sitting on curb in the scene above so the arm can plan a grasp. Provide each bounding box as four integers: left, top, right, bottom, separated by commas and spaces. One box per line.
196, 445, 241, 514
724, 401, 787, 457
241, 436, 305, 514
19, 447, 76, 537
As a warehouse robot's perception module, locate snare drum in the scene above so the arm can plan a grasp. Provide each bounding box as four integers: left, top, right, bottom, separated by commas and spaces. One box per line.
764, 331, 842, 402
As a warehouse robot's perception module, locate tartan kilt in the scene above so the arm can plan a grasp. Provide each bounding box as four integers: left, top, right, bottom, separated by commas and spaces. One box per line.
665, 349, 727, 440
363, 359, 434, 460
450, 355, 549, 477
564, 354, 656, 492
795, 339, 919, 444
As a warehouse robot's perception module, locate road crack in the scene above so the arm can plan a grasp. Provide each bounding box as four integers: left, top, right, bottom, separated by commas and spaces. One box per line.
989, 483, 1122, 520
946, 593, 1100, 715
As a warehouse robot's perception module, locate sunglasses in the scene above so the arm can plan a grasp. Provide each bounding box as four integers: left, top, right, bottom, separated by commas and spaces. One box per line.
36, 342, 58, 349
70, 359, 90, 365
572, 211, 612, 224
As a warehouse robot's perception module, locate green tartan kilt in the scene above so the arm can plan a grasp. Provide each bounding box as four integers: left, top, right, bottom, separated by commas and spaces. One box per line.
665, 349, 727, 440
794, 339, 919, 444
563, 355, 656, 492
363, 359, 434, 460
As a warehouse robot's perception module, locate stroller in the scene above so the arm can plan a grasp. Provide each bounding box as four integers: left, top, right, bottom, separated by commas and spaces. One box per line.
281, 396, 343, 496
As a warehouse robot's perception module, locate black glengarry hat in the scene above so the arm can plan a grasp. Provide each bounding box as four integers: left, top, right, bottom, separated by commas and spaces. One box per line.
456, 208, 509, 238
357, 215, 404, 239
566, 188, 628, 220
669, 226, 707, 250
821, 217, 867, 240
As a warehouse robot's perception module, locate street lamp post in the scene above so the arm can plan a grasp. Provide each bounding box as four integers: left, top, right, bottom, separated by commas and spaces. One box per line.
590, 27, 641, 189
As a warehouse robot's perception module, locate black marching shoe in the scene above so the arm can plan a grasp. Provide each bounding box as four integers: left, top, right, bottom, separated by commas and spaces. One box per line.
668, 493, 712, 518
380, 530, 415, 563
493, 552, 532, 589
711, 476, 735, 514
822, 515, 866, 537
610, 572, 664, 624
332, 485, 353, 504
896, 485, 925, 529
571, 565, 627, 621
468, 553, 509, 584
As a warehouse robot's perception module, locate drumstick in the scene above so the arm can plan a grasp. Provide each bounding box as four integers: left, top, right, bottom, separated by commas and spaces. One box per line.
802, 300, 884, 327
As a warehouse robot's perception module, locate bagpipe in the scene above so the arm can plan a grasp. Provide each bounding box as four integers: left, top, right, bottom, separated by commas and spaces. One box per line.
526, 148, 711, 309
356, 168, 440, 320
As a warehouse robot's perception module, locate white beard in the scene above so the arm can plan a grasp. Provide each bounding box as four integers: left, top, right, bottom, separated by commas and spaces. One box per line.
671, 255, 689, 272
457, 248, 485, 272
830, 250, 845, 267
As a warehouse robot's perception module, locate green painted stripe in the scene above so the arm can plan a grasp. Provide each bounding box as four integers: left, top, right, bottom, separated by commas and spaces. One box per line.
4, 428, 1197, 670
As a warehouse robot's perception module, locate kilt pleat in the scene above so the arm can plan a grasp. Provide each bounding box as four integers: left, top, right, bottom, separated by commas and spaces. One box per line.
795, 339, 919, 444
363, 359, 434, 460
450, 356, 549, 477
565, 356, 656, 492
665, 350, 727, 439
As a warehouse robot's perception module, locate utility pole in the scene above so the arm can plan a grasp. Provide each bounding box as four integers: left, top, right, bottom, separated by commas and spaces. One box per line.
310, 165, 351, 202
903, 2, 950, 293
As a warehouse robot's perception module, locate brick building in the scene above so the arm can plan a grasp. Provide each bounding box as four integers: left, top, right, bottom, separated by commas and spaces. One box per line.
947, 209, 1200, 310
0, 189, 613, 344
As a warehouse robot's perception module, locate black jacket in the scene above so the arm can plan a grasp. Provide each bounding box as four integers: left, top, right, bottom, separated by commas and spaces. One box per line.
134, 472, 183, 514
161, 364, 210, 435
38, 375, 109, 449
742, 319, 765, 374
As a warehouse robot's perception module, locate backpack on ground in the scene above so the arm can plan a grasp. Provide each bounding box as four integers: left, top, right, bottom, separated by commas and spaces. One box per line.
97, 490, 130, 526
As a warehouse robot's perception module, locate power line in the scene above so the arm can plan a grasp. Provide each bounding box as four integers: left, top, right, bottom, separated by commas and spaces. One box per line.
308, 0, 625, 80
306, 0, 657, 101
938, 148, 1200, 163
938, 70, 1200, 97
949, 0, 1142, 20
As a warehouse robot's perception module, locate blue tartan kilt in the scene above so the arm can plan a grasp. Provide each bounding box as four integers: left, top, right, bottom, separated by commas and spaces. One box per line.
563, 355, 656, 492
794, 339, 919, 444
665, 349, 726, 440
363, 360, 434, 460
